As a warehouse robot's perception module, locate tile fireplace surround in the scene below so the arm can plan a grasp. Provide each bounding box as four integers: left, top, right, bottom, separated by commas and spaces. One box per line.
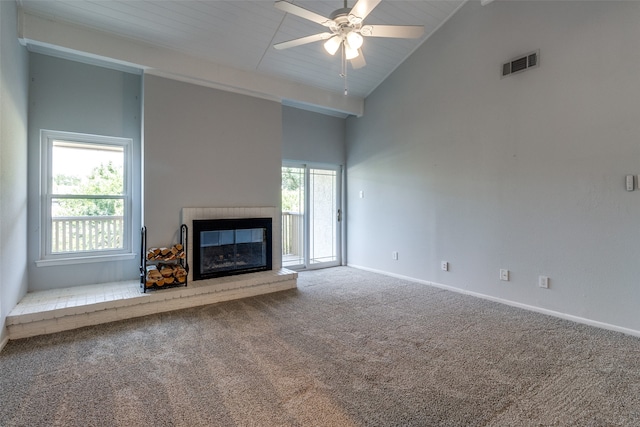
5, 207, 296, 341
181, 206, 283, 283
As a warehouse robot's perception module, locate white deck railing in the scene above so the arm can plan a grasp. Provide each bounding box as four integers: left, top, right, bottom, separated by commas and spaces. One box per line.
52, 216, 124, 253
281, 211, 302, 257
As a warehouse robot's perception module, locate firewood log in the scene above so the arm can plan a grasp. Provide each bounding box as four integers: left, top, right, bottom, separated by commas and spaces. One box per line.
146, 265, 163, 281
174, 266, 187, 277
159, 265, 174, 278
147, 271, 162, 280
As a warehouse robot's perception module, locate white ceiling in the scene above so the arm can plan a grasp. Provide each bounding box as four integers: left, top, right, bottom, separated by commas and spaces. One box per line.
18, 0, 465, 101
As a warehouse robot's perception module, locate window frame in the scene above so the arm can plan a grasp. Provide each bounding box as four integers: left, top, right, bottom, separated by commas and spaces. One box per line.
281, 161, 343, 270
36, 130, 136, 266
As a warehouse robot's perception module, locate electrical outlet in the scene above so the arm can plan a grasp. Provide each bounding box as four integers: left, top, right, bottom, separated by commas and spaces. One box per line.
441, 261, 449, 271
539, 275, 549, 289
500, 269, 509, 281
627, 175, 635, 191
392, 251, 398, 260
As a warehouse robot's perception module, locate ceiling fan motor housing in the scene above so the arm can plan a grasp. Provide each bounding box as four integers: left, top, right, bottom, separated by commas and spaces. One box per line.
328, 7, 363, 41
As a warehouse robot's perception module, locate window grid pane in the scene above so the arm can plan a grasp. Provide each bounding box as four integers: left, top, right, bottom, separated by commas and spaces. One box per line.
52, 141, 124, 195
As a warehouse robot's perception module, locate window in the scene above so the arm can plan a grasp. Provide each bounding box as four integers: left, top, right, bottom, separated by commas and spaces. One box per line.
37, 130, 135, 266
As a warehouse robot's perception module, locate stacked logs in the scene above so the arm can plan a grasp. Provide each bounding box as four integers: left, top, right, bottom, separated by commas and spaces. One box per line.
145, 263, 188, 288
145, 243, 187, 289
146, 244, 185, 261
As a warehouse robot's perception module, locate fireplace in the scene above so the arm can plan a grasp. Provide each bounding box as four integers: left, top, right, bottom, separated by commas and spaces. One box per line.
192, 218, 272, 281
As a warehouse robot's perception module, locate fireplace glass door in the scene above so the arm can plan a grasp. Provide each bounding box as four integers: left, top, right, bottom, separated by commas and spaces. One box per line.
201, 228, 265, 275
282, 164, 342, 269
193, 218, 272, 280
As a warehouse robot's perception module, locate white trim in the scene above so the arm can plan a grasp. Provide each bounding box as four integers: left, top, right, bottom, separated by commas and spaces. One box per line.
35, 252, 136, 267
39, 130, 134, 263
348, 264, 640, 339
26, 43, 143, 75
340, 164, 346, 267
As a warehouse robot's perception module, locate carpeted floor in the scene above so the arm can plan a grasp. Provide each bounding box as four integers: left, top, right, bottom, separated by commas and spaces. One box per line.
1, 266, 640, 426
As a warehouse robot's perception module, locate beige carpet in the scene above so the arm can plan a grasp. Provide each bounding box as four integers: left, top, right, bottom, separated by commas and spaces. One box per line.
1, 266, 639, 426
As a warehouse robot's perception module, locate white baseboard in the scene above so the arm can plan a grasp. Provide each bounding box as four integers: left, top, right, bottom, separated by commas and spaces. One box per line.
348, 264, 640, 339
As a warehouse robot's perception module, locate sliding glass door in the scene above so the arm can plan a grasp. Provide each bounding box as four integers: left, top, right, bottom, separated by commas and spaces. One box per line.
282, 163, 341, 269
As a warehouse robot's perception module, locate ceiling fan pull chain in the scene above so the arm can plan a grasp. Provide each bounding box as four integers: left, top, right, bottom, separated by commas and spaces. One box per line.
345, 57, 349, 95
340, 43, 346, 78
342, 45, 348, 95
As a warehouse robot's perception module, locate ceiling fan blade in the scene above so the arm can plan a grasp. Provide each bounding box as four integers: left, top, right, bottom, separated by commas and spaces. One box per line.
349, 0, 382, 24
361, 25, 424, 39
274, 1, 333, 27
350, 49, 366, 69
273, 32, 333, 50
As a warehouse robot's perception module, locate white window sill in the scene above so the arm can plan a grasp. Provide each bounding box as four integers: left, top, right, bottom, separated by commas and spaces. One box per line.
35, 252, 137, 267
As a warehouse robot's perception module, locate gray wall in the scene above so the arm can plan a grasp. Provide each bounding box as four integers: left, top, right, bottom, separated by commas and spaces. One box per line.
282, 106, 345, 165
27, 54, 142, 291
346, 1, 640, 332
143, 75, 282, 248
0, 0, 29, 340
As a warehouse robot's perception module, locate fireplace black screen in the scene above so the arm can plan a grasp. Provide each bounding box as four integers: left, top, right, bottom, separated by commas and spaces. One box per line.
193, 218, 272, 281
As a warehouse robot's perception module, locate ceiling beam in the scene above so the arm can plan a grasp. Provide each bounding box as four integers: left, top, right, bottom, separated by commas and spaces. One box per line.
17, 10, 364, 117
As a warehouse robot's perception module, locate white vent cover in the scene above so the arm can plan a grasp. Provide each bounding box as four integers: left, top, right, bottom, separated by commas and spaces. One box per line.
502, 50, 539, 78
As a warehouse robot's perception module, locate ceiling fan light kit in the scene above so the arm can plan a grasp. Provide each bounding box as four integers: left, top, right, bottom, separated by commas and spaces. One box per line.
273, 0, 425, 92
324, 36, 342, 55
346, 32, 363, 50
345, 44, 359, 60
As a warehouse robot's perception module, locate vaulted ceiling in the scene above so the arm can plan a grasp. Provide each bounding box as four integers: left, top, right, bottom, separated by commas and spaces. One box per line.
18, 0, 466, 115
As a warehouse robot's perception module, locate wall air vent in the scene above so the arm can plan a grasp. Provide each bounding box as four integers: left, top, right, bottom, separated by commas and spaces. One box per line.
501, 50, 539, 78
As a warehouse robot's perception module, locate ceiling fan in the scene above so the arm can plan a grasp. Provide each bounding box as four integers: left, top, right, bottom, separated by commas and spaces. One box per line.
273, 0, 425, 72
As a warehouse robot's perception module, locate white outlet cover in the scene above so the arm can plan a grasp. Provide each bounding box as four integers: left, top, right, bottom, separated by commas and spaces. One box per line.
500, 269, 509, 281
441, 261, 448, 271
539, 276, 550, 288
